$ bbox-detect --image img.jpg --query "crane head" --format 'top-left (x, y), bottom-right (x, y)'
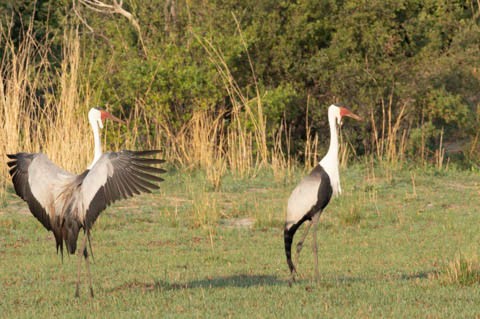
top-left (88, 107), bottom-right (125, 129)
top-left (330, 104), bottom-right (362, 126)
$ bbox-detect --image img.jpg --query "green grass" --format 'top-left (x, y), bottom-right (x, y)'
top-left (1, 165), bottom-right (480, 318)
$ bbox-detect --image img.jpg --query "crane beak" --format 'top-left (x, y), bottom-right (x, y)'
top-left (339, 107), bottom-right (362, 121)
top-left (101, 110), bottom-right (125, 124)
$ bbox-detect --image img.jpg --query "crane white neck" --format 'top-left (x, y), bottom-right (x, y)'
top-left (87, 119), bottom-right (102, 169)
top-left (319, 109), bottom-right (341, 196)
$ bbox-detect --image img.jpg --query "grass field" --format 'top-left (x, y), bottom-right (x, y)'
top-left (1, 164), bottom-right (480, 318)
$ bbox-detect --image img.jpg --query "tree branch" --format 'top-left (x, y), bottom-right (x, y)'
top-left (75, 0), bottom-right (148, 57)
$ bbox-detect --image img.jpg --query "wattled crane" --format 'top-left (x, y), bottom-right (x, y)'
top-left (7, 107), bottom-right (165, 297)
top-left (284, 104), bottom-right (361, 284)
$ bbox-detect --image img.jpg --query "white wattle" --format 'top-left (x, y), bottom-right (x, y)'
top-left (319, 107), bottom-right (341, 196)
top-left (87, 118), bottom-right (102, 170)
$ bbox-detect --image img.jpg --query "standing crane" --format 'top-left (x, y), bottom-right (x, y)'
top-left (7, 107), bottom-right (165, 298)
top-left (284, 104), bottom-right (361, 284)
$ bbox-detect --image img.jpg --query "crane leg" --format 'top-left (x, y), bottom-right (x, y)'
top-left (295, 220), bottom-right (313, 257)
top-left (74, 233), bottom-right (94, 298)
top-left (84, 245), bottom-right (94, 298)
top-left (87, 230), bottom-right (95, 263)
top-left (75, 234), bottom-right (88, 298)
top-left (311, 213), bottom-right (321, 282)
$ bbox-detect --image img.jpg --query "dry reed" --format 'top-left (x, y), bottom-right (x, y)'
top-left (0, 25), bottom-right (87, 198)
top-left (2, 15), bottom-right (453, 203)
top-left (370, 94), bottom-right (409, 167)
top-left (0, 24), bottom-right (125, 201)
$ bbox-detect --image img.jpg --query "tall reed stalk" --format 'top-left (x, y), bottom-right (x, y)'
top-left (370, 91), bottom-right (410, 171)
top-left (189, 18), bottom-right (270, 177)
top-left (1, 24), bottom-right (105, 200)
top-left (43, 28), bottom-right (92, 174)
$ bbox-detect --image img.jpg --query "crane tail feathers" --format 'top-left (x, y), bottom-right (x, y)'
top-left (55, 232), bottom-right (64, 263)
top-left (57, 241), bottom-right (64, 263)
top-left (65, 220), bottom-right (81, 255)
top-left (284, 225), bottom-right (297, 275)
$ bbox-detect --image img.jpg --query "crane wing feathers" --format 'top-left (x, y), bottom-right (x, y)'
top-left (6, 153), bottom-right (54, 231)
top-left (6, 153), bottom-right (33, 201)
top-left (82, 150), bottom-right (165, 228)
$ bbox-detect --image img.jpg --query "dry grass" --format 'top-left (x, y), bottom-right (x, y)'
top-left (303, 95), bottom-right (319, 171)
top-left (370, 93), bottom-right (409, 169)
top-left (435, 128), bottom-right (446, 170)
top-left (0, 16), bottom-right (454, 200)
top-left (0, 17), bottom-right (292, 196)
top-left (0, 23), bottom-right (157, 199)
top-left (437, 252), bottom-right (480, 286)
top-left (153, 20), bottom-right (295, 187)
top-left (339, 204), bottom-right (362, 227)
top-left (190, 21), bottom-right (270, 177)
top-left (0, 25), bottom-right (93, 200)
top-left (271, 119), bottom-right (293, 181)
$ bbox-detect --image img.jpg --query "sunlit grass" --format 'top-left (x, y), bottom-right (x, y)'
top-left (1, 166), bottom-right (480, 318)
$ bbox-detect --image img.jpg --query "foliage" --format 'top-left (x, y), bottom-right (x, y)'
top-left (1, 0), bottom-right (479, 167)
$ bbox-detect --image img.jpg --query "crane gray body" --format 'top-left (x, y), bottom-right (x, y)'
top-left (284, 164), bottom-right (333, 276)
top-left (283, 104), bottom-right (361, 283)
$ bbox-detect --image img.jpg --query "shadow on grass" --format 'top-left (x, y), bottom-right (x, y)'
top-left (400, 270), bottom-right (434, 281)
top-left (292, 269), bottom-right (438, 286)
top-left (108, 269), bottom-right (438, 294)
top-left (109, 274), bottom-right (286, 293)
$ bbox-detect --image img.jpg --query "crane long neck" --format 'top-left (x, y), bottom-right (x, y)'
top-left (325, 113), bottom-right (339, 162)
top-left (319, 111), bottom-right (341, 196)
top-left (88, 120), bottom-right (102, 169)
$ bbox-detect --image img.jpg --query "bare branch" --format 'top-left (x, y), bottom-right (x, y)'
top-left (73, 1), bottom-right (94, 33)
top-left (75, 0), bottom-right (147, 57)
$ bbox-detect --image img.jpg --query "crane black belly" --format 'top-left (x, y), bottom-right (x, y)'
top-left (306, 164), bottom-right (333, 219)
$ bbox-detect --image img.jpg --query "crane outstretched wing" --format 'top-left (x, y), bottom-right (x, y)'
top-left (7, 153), bottom-right (74, 231)
top-left (81, 150), bottom-right (165, 228)
top-left (7, 153), bottom-right (52, 230)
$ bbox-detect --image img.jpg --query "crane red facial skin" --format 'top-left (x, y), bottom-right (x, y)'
top-left (100, 110), bottom-right (125, 124)
top-left (339, 106), bottom-right (362, 121)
